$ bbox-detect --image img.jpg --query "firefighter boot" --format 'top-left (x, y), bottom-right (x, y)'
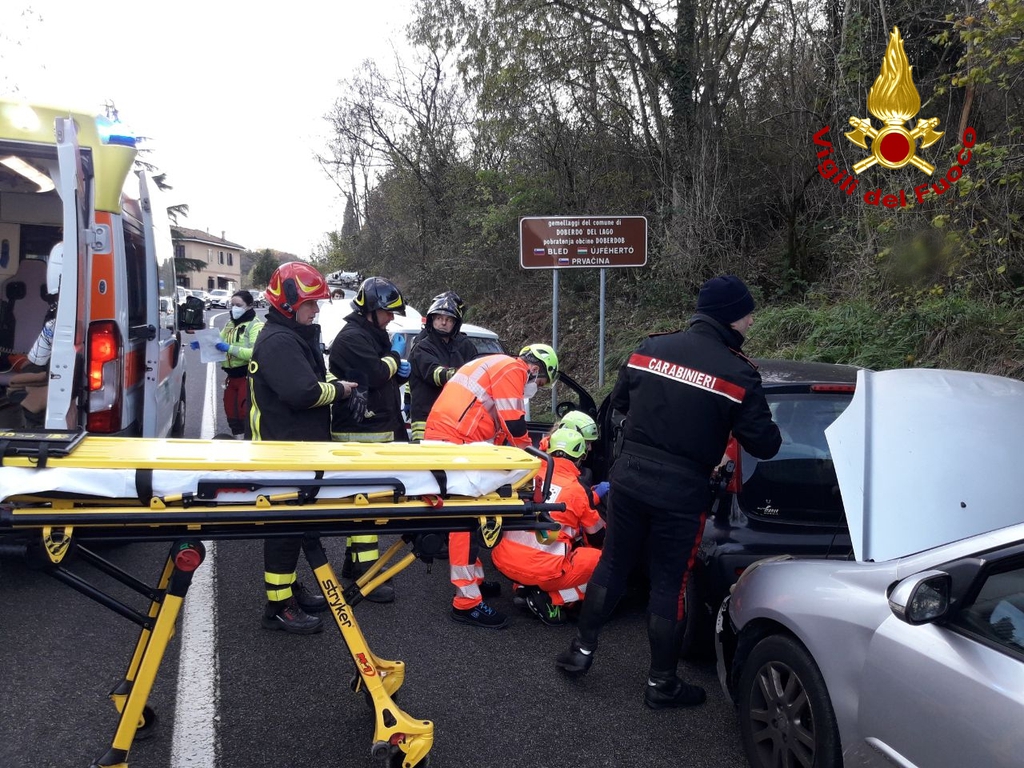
top-left (556, 583), bottom-right (614, 676)
top-left (342, 538), bottom-right (395, 604)
top-left (293, 579), bottom-right (327, 613)
top-left (261, 598), bottom-right (324, 635)
top-left (643, 613), bottom-right (706, 709)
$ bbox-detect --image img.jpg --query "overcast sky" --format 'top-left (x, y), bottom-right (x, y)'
top-left (1, 1), bottom-right (413, 257)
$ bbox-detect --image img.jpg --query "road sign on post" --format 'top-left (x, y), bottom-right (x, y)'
top-left (519, 216), bottom-right (647, 269)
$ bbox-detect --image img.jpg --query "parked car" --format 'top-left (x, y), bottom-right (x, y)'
top-left (207, 289), bottom-right (231, 309)
top-left (251, 290), bottom-right (266, 308)
top-left (716, 368), bottom-right (1024, 768)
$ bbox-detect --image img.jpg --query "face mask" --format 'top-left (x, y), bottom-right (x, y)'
top-left (230, 306), bottom-right (246, 320)
top-left (523, 381), bottom-right (538, 399)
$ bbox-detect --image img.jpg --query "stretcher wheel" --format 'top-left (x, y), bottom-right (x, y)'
top-left (371, 741), bottom-right (391, 760)
top-left (134, 705), bottom-right (158, 741)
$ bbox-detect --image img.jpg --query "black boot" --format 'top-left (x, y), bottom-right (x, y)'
top-left (644, 613), bottom-right (705, 708)
top-left (342, 546), bottom-right (395, 604)
top-left (555, 583), bottom-right (616, 677)
top-left (293, 580), bottom-right (327, 613)
top-left (644, 672), bottom-right (707, 709)
top-left (261, 598), bottom-right (323, 635)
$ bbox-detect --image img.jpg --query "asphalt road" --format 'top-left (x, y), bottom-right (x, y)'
top-left (0, 309), bottom-right (750, 768)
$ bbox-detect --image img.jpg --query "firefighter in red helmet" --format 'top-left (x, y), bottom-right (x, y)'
top-left (249, 262), bottom-right (365, 633)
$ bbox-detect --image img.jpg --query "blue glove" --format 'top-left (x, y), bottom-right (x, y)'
top-left (390, 333), bottom-right (407, 356)
top-left (215, 341), bottom-right (230, 353)
top-left (397, 360), bottom-right (411, 378)
top-left (592, 481), bottom-right (610, 500)
top-left (189, 340), bottom-right (200, 350)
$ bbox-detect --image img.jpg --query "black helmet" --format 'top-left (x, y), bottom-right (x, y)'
top-left (427, 291), bottom-right (465, 337)
top-left (427, 291), bottom-right (464, 321)
top-left (352, 277), bottom-right (406, 316)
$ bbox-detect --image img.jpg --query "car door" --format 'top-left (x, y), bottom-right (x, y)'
top-left (855, 554), bottom-right (1024, 767)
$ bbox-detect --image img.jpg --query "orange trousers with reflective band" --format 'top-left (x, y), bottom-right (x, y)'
top-left (449, 532), bottom-right (485, 609)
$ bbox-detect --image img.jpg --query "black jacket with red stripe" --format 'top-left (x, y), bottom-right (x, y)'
top-left (609, 314), bottom-right (781, 505)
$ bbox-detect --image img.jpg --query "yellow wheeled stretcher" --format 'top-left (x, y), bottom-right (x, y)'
top-left (0, 428), bottom-right (562, 768)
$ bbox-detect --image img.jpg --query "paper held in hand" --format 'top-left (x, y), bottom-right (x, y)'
top-left (195, 328), bottom-right (227, 364)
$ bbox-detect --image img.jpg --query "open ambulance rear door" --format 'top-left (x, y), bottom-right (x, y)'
top-left (46, 116), bottom-right (89, 430)
top-left (138, 172), bottom-right (184, 437)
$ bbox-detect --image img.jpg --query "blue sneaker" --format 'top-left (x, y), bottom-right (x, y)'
top-left (450, 601), bottom-right (508, 629)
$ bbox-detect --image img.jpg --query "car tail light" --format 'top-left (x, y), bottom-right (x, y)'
top-left (724, 437), bottom-right (741, 494)
top-left (810, 384), bottom-right (855, 393)
top-left (86, 320), bottom-right (123, 433)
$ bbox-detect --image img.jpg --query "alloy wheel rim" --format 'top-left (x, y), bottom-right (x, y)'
top-left (747, 660), bottom-right (816, 768)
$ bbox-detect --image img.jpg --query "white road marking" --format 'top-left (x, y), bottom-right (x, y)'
top-left (170, 325), bottom-right (220, 768)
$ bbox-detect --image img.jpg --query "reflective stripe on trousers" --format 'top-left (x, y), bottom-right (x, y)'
top-left (449, 531), bottom-right (484, 609)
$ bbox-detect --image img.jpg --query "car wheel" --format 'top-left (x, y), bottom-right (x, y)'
top-left (737, 634), bottom-right (841, 768)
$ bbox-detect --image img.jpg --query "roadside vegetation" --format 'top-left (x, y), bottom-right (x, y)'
top-left (304, 0), bottom-right (1022, 394)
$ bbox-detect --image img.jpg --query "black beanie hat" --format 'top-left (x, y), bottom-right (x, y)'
top-left (696, 275), bottom-right (755, 325)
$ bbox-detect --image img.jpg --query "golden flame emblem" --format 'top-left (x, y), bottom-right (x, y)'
top-left (846, 27), bottom-right (943, 175)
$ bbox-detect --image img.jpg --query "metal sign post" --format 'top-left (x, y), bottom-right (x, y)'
top-left (520, 216), bottom-right (647, 405)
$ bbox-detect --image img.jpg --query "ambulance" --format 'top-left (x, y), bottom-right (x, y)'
top-left (0, 99), bottom-right (205, 435)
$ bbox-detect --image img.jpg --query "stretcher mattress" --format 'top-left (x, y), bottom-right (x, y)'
top-left (0, 436), bottom-right (538, 504)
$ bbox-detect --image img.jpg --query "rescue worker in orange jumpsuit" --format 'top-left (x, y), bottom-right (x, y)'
top-left (424, 343), bottom-right (559, 628)
top-left (492, 427), bottom-right (605, 626)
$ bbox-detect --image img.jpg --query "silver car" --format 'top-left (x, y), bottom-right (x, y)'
top-left (716, 368), bottom-right (1024, 768)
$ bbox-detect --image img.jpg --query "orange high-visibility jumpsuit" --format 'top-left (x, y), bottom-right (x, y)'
top-left (491, 455), bottom-right (604, 605)
top-left (424, 354), bottom-right (532, 609)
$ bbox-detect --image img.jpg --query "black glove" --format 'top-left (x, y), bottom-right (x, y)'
top-left (348, 388), bottom-right (369, 424)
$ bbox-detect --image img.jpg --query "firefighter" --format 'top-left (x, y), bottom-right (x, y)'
top-left (249, 262), bottom-right (364, 634)
top-left (555, 275), bottom-right (781, 708)
top-left (408, 291), bottom-right (478, 442)
top-left (425, 343), bottom-right (559, 628)
top-left (218, 290), bottom-right (263, 438)
top-left (328, 276), bottom-right (410, 604)
top-left (492, 427), bottom-right (605, 626)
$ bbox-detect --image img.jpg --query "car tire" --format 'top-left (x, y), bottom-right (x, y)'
top-left (737, 634), bottom-right (841, 768)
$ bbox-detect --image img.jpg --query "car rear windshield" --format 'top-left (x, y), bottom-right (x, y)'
top-left (738, 392), bottom-right (852, 527)
top-left (470, 337), bottom-right (503, 356)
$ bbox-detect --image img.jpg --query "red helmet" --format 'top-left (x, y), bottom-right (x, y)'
top-left (266, 262), bottom-right (330, 315)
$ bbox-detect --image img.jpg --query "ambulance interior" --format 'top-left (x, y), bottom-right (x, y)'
top-left (0, 147), bottom-right (63, 426)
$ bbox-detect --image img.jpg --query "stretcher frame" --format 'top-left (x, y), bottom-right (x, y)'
top-left (0, 432), bottom-right (562, 768)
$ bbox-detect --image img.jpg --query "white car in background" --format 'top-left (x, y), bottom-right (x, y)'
top-left (316, 296), bottom-right (506, 424)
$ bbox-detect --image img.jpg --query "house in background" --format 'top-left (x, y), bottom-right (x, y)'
top-left (172, 226), bottom-right (245, 292)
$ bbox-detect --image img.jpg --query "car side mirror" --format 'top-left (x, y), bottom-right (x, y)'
top-left (888, 570), bottom-right (950, 625)
top-left (178, 296), bottom-right (206, 331)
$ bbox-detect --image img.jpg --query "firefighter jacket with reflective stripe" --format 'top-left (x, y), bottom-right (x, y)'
top-left (328, 311), bottom-right (407, 440)
top-left (219, 309), bottom-right (263, 375)
top-left (608, 315), bottom-right (781, 503)
top-left (424, 354), bottom-right (531, 447)
top-left (493, 456), bottom-right (604, 582)
top-left (248, 308), bottom-right (338, 441)
top-left (408, 327), bottom-right (478, 424)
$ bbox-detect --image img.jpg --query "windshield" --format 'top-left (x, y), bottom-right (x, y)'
top-left (739, 392), bottom-right (853, 526)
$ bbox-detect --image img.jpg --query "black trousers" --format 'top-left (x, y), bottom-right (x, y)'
top-left (590, 484), bottom-right (708, 622)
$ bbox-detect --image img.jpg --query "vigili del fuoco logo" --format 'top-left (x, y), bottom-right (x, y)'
top-left (812, 27), bottom-right (976, 208)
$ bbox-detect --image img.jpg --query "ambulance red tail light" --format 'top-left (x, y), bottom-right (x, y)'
top-left (87, 320), bottom-right (123, 433)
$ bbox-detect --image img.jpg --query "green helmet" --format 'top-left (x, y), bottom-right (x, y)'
top-left (519, 343), bottom-right (559, 384)
top-left (547, 427), bottom-right (587, 460)
top-left (559, 410), bottom-right (598, 442)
